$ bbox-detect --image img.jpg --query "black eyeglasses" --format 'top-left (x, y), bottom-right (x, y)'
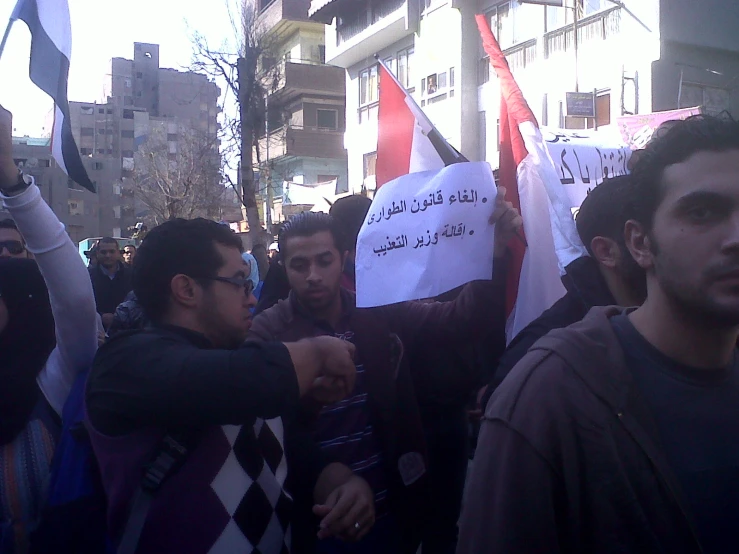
top-left (0, 240), bottom-right (25, 255)
top-left (202, 275), bottom-right (255, 295)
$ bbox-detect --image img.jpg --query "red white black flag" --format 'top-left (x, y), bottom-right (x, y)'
top-left (375, 58), bottom-right (466, 189)
top-left (11, 0), bottom-right (96, 193)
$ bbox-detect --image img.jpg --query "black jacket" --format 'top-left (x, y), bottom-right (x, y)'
top-left (483, 256), bottom-right (615, 405)
top-left (89, 263), bottom-right (133, 315)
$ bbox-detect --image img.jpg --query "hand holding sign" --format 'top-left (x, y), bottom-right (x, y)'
top-left (489, 186), bottom-right (523, 259)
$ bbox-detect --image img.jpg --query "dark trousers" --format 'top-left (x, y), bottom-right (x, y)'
top-left (419, 405), bottom-right (469, 554)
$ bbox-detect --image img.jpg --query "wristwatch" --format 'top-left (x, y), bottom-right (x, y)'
top-left (1, 170), bottom-right (34, 195)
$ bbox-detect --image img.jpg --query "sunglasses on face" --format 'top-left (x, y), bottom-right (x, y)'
top-left (0, 240), bottom-right (25, 255)
top-left (203, 275), bottom-right (255, 296)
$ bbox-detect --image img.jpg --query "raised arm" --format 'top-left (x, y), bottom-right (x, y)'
top-left (0, 106), bottom-right (98, 415)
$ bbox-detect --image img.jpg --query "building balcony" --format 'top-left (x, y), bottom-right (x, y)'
top-left (322, 0), bottom-right (420, 69)
top-left (257, 125), bottom-right (346, 161)
top-left (269, 60), bottom-right (345, 102)
top-left (257, 0), bottom-right (313, 37)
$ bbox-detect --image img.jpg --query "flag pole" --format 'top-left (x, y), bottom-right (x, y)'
top-left (0, 18), bottom-right (15, 60)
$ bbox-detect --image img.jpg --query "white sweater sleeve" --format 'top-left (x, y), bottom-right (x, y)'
top-left (1, 184), bottom-right (98, 415)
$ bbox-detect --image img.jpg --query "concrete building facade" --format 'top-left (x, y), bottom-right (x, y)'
top-left (66, 42), bottom-right (222, 237)
top-left (310, 0), bottom-right (739, 193)
top-left (255, 0), bottom-right (349, 224)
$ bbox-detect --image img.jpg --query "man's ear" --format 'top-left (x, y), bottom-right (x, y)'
top-left (624, 219), bottom-right (655, 270)
top-left (590, 236), bottom-right (621, 269)
top-left (170, 274), bottom-right (200, 310)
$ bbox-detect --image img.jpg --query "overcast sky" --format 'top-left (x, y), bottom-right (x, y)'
top-left (0, 0), bottom-right (240, 137)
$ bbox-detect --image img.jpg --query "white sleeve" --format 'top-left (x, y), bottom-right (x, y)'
top-left (1, 184), bottom-right (98, 415)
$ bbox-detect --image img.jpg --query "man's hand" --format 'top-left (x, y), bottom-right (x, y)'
top-left (313, 475), bottom-right (375, 542)
top-left (309, 376), bottom-right (350, 405)
top-left (313, 336), bottom-right (357, 399)
top-left (0, 105), bottom-right (18, 191)
top-left (101, 313), bottom-right (115, 330)
top-left (490, 186), bottom-right (523, 259)
top-left (285, 337), bottom-right (356, 400)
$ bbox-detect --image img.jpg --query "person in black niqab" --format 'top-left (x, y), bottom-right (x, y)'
top-left (0, 258), bottom-right (56, 446)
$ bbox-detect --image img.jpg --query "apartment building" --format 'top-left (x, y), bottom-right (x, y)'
top-left (68, 42), bottom-right (221, 236)
top-left (310, 0), bottom-right (739, 192)
top-left (255, 0), bottom-right (349, 217)
top-left (1, 137), bottom-right (113, 243)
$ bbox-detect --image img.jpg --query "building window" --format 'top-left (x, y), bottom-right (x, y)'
top-left (136, 72), bottom-right (143, 78)
top-left (122, 109), bottom-right (134, 119)
top-left (39, 159), bottom-right (50, 168)
top-left (93, 162), bottom-right (104, 170)
top-left (167, 133), bottom-right (178, 142)
top-left (124, 97), bottom-right (134, 107)
top-left (80, 106), bottom-right (94, 115)
top-left (121, 130), bottom-right (135, 138)
top-left (68, 199), bottom-right (84, 216)
top-left (680, 82), bottom-right (730, 115)
top-left (397, 47), bottom-right (414, 89)
top-left (449, 66), bottom-right (455, 88)
top-left (363, 152), bottom-right (377, 178)
top-left (359, 65), bottom-right (379, 123)
top-left (97, 128), bottom-right (106, 135)
top-left (98, 108), bottom-right (105, 114)
top-left (107, 108), bottom-right (114, 114)
top-left (318, 174), bottom-right (339, 183)
top-left (97, 149), bottom-right (106, 155)
top-left (80, 127), bottom-right (94, 137)
top-left (317, 109), bottom-right (339, 130)
top-left (106, 129), bottom-right (114, 135)
top-left (124, 78), bottom-right (132, 89)
top-left (122, 150), bottom-right (134, 158)
top-left (80, 148), bottom-right (92, 156)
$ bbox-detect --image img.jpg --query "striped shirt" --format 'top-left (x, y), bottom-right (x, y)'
top-left (315, 362), bottom-right (389, 517)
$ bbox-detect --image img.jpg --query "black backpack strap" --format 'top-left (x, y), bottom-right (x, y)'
top-left (118, 429), bottom-right (202, 554)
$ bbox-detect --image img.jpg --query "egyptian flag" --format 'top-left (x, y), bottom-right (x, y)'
top-left (11, 0), bottom-right (96, 192)
top-left (376, 58), bottom-right (466, 189)
top-left (476, 15), bottom-right (587, 342)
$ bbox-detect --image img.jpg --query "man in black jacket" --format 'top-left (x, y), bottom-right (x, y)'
top-left (89, 237), bottom-right (132, 329)
top-left (482, 175), bottom-right (646, 403)
top-left (86, 218), bottom-right (373, 553)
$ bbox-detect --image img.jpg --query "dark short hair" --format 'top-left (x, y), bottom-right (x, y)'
top-left (278, 212), bottom-right (346, 259)
top-left (631, 114), bottom-right (739, 230)
top-left (133, 218), bottom-right (243, 322)
top-left (576, 175), bottom-right (635, 256)
top-left (98, 237), bottom-right (119, 248)
top-left (251, 243), bottom-right (267, 255)
top-left (122, 244), bottom-right (136, 251)
top-left (329, 195), bottom-right (372, 252)
top-left (0, 218), bottom-right (18, 231)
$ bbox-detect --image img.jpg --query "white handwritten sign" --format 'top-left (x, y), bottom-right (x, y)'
top-left (355, 162), bottom-right (497, 308)
top-left (541, 127), bottom-right (630, 213)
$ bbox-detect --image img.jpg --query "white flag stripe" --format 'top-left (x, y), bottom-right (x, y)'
top-left (51, 105), bottom-right (67, 173)
top-left (518, 121), bottom-right (588, 273)
top-left (408, 122), bottom-right (446, 175)
top-left (12, 0), bottom-right (71, 59)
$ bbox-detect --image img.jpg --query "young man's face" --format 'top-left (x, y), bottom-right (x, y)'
top-left (196, 244), bottom-right (256, 348)
top-left (0, 227), bottom-right (27, 259)
top-left (283, 231), bottom-right (346, 315)
top-left (122, 246), bottom-right (136, 265)
top-left (97, 241), bottom-right (122, 270)
top-left (644, 149), bottom-right (739, 326)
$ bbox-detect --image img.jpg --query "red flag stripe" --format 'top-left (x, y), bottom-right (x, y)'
top-left (376, 63), bottom-right (415, 188)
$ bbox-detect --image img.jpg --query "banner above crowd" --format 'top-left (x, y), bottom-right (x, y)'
top-left (618, 106), bottom-right (702, 150)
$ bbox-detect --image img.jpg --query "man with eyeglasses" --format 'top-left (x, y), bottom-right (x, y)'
top-left (86, 217), bottom-right (371, 554)
top-left (0, 218), bottom-right (28, 258)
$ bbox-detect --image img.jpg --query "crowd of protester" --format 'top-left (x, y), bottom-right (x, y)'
top-left (2, 98), bottom-right (739, 554)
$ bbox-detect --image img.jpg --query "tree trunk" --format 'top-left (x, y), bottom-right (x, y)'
top-left (237, 55), bottom-right (263, 239)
